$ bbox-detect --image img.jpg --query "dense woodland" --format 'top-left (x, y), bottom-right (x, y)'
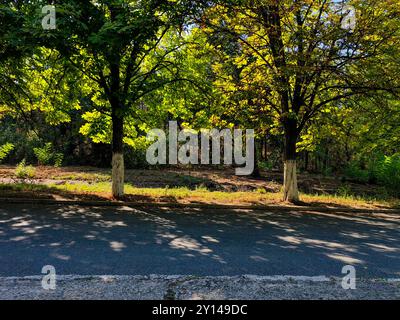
top-left (1, 0), bottom-right (400, 203)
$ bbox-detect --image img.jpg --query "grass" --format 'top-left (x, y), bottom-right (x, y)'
top-left (0, 181), bottom-right (398, 209)
top-left (50, 172), bottom-right (111, 182)
top-left (1, 165), bottom-right (399, 209)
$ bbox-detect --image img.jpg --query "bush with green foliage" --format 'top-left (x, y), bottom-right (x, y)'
top-left (258, 161), bottom-right (274, 171)
top-left (344, 163), bottom-right (370, 184)
top-left (345, 153), bottom-right (400, 195)
top-left (0, 143), bottom-right (14, 163)
top-left (15, 159), bottom-right (36, 179)
top-left (33, 143), bottom-right (65, 167)
top-left (33, 143), bottom-right (53, 166)
top-left (372, 154), bottom-right (400, 191)
top-left (54, 153), bottom-right (64, 168)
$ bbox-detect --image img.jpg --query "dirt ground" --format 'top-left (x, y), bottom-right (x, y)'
top-left (0, 165), bottom-right (383, 196)
top-left (0, 165), bottom-right (397, 210)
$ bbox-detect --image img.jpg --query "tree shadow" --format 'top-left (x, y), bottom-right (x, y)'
top-left (0, 203), bottom-right (399, 278)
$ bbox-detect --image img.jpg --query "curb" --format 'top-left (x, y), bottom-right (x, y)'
top-left (0, 197), bottom-right (399, 214)
top-left (0, 274), bottom-right (333, 282)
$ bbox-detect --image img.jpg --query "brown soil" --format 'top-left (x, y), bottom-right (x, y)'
top-left (0, 165), bottom-right (395, 203)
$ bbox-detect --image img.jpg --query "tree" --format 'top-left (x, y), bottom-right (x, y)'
top-left (28, 0), bottom-right (205, 198)
top-left (201, 0), bottom-right (400, 202)
top-left (1, 2), bottom-right (79, 137)
top-left (0, 2), bottom-right (34, 123)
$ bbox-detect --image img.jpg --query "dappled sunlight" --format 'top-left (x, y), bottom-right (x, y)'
top-left (366, 243), bottom-right (398, 253)
top-left (303, 239), bottom-right (356, 252)
top-left (0, 203), bottom-right (400, 277)
top-left (250, 255), bottom-right (269, 262)
top-left (48, 242), bottom-right (62, 247)
top-left (9, 236), bottom-right (30, 242)
top-left (51, 253), bottom-right (71, 261)
top-left (140, 211), bottom-right (226, 263)
top-left (94, 220), bottom-right (128, 228)
top-left (326, 254), bottom-right (363, 265)
top-left (110, 241), bottom-right (127, 252)
top-left (170, 237), bottom-right (213, 254)
top-left (340, 232), bottom-right (370, 240)
top-left (303, 211), bottom-right (399, 228)
top-left (202, 236), bottom-right (220, 244)
top-left (277, 236), bottom-right (302, 245)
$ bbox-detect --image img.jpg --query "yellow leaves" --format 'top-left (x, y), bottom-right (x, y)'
top-left (362, 34), bottom-right (383, 42)
top-left (234, 56), bottom-right (248, 68)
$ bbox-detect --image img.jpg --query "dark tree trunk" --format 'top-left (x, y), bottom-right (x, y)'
top-left (283, 117), bottom-right (299, 203)
top-left (109, 57), bottom-right (124, 199)
top-left (304, 151), bottom-right (309, 172)
top-left (251, 140), bottom-right (261, 178)
top-left (111, 107), bottom-right (124, 199)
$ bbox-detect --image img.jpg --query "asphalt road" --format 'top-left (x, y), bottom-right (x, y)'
top-left (1, 203), bottom-right (400, 278)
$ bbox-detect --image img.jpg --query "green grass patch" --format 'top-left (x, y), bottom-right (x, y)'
top-left (51, 172), bottom-right (111, 182)
top-left (0, 181), bottom-right (398, 209)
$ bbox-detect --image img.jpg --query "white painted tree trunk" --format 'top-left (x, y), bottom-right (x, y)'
top-left (283, 160), bottom-right (299, 203)
top-left (112, 153), bottom-right (124, 199)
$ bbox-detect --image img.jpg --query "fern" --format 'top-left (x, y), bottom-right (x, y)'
top-left (33, 143), bottom-right (53, 165)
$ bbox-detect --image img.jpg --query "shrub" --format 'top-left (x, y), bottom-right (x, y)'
top-left (344, 162), bottom-right (369, 184)
top-left (54, 153), bottom-right (64, 168)
top-left (33, 143), bottom-right (53, 166)
top-left (345, 154), bottom-right (400, 196)
top-left (337, 184), bottom-right (352, 197)
top-left (259, 161), bottom-right (274, 171)
top-left (33, 143), bottom-right (65, 167)
top-left (0, 143), bottom-right (14, 163)
top-left (373, 154), bottom-right (400, 191)
top-left (15, 159), bottom-right (36, 179)
top-left (256, 187), bottom-right (268, 194)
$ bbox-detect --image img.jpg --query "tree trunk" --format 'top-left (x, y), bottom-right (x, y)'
top-left (251, 140), bottom-right (261, 178)
top-left (283, 159), bottom-right (299, 202)
top-left (111, 111), bottom-right (124, 199)
top-left (304, 151), bottom-right (309, 172)
top-left (108, 51), bottom-right (124, 199)
top-left (283, 118), bottom-right (299, 203)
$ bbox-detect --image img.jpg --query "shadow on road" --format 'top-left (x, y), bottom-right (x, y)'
top-left (0, 204), bottom-right (399, 278)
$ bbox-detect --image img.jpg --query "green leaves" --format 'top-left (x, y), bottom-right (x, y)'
top-left (33, 142), bottom-right (53, 165)
top-left (0, 143), bottom-right (15, 163)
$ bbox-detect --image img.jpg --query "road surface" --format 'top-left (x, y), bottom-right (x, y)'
top-left (1, 203), bottom-right (400, 278)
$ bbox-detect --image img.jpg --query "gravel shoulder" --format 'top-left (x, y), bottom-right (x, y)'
top-left (1, 275), bottom-right (399, 300)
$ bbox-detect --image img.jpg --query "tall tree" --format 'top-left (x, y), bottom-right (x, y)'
top-left (29, 0), bottom-right (203, 198)
top-left (202, 0), bottom-right (400, 202)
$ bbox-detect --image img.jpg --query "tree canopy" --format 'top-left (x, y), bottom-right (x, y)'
top-left (1, 0), bottom-right (399, 202)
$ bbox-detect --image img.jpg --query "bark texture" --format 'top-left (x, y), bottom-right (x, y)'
top-left (111, 106), bottom-right (124, 199)
top-left (112, 153), bottom-right (124, 199)
top-left (283, 118), bottom-right (300, 203)
top-left (283, 160), bottom-right (299, 202)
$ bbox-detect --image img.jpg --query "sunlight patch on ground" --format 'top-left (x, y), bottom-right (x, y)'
top-left (170, 237), bottom-right (213, 254)
top-left (110, 241), bottom-right (127, 252)
top-left (278, 236), bottom-right (302, 245)
top-left (366, 243), bottom-right (398, 253)
top-left (326, 254), bottom-right (363, 265)
top-left (201, 236), bottom-right (220, 244)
